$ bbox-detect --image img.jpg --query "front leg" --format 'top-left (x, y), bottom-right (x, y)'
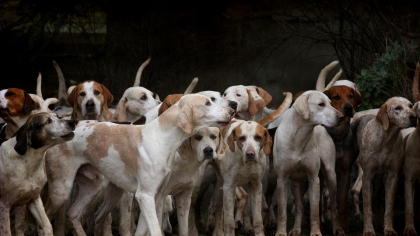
top-left (362, 172), bottom-right (375, 236)
top-left (14, 205), bottom-right (26, 236)
top-left (275, 177), bottom-right (288, 236)
top-left (135, 191), bottom-right (162, 236)
top-left (175, 190), bottom-right (194, 236)
top-left (249, 181), bottom-right (265, 236)
top-left (383, 173), bottom-right (398, 236)
top-left (0, 201), bottom-right (11, 236)
top-left (27, 197), bottom-right (53, 236)
top-left (322, 163), bottom-right (344, 236)
top-left (404, 177), bottom-right (417, 236)
top-left (119, 192), bottom-right (135, 236)
top-left (223, 184), bottom-right (237, 236)
top-left (290, 181), bottom-right (303, 236)
top-left (308, 175), bottom-right (322, 236)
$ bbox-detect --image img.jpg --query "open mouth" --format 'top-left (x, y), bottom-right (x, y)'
top-left (61, 132), bottom-right (75, 140)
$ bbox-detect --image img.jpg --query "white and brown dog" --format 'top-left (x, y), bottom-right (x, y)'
top-left (0, 113), bottom-right (75, 236)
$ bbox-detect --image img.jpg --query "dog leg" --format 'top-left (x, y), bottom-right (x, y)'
top-left (362, 172), bottom-right (375, 236)
top-left (243, 194), bottom-right (253, 234)
top-left (383, 173), bottom-right (398, 236)
top-left (290, 181), bottom-right (303, 236)
top-left (264, 153), bottom-right (277, 228)
top-left (135, 191), bottom-right (162, 236)
top-left (175, 190), bottom-right (194, 236)
top-left (235, 187), bottom-right (247, 229)
top-left (351, 162), bottom-right (363, 218)
top-left (404, 177), bottom-right (417, 236)
top-left (249, 181), bottom-right (264, 236)
top-left (212, 182), bottom-right (224, 236)
top-left (27, 197), bottom-right (53, 236)
top-left (223, 184), bottom-right (236, 236)
top-left (275, 177), bottom-right (288, 236)
top-left (0, 202), bottom-right (11, 236)
top-left (323, 164), bottom-right (344, 236)
top-left (308, 175), bottom-right (322, 236)
top-left (14, 205), bottom-right (26, 236)
top-left (119, 192), bottom-right (135, 236)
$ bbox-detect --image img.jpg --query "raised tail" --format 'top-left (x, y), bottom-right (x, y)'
top-left (36, 73), bottom-right (43, 99)
top-left (133, 58), bottom-right (151, 87)
top-left (316, 61), bottom-right (339, 91)
top-left (413, 62), bottom-right (420, 102)
top-left (258, 92), bottom-right (293, 126)
top-left (53, 60), bottom-right (69, 106)
top-left (184, 78), bottom-right (199, 94)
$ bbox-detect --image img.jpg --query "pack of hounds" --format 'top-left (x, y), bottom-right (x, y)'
top-left (0, 58), bottom-right (419, 236)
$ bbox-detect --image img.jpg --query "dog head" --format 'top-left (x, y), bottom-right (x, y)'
top-left (175, 94), bottom-right (235, 135)
top-left (0, 88), bottom-right (39, 121)
top-left (376, 97), bottom-right (416, 131)
top-left (198, 91), bottom-right (238, 112)
top-left (13, 113), bottom-right (76, 155)
top-left (227, 121), bottom-right (272, 164)
top-left (114, 87), bottom-right (161, 122)
top-left (293, 90), bottom-right (344, 127)
top-left (223, 85), bottom-right (271, 115)
top-left (67, 81), bottom-right (114, 121)
top-left (323, 81), bottom-right (362, 118)
top-left (179, 127), bottom-right (226, 162)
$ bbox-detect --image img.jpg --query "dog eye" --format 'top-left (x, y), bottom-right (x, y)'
top-left (254, 135), bottom-right (262, 141)
top-left (239, 136), bottom-right (246, 142)
top-left (211, 97), bottom-right (216, 102)
top-left (409, 104), bottom-right (413, 109)
top-left (210, 135), bottom-right (217, 140)
top-left (94, 90), bottom-right (100, 96)
top-left (195, 136), bottom-right (203, 141)
top-left (47, 118), bottom-right (52, 124)
top-left (80, 92), bottom-right (86, 97)
top-left (141, 95), bottom-right (148, 101)
top-left (333, 96), bottom-right (340, 100)
top-left (318, 103), bottom-right (325, 107)
top-left (236, 94), bottom-right (241, 97)
top-left (395, 106), bottom-right (402, 111)
top-left (223, 93), bottom-right (226, 97)
top-left (5, 92), bottom-right (15, 97)
top-left (205, 100), bottom-right (211, 106)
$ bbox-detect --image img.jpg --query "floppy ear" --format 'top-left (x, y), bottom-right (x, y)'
top-left (293, 94), bottom-right (310, 120)
top-left (216, 130), bottom-right (226, 160)
top-left (177, 105), bottom-right (194, 135)
top-left (376, 103), bottom-right (389, 131)
top-left (14, 123), bottom-right (32, 155)
top-left (23, 92), bottom-right (38, 114)
top-left (227, 128), bottom-right (236, 152)
top-left (67, 85), bottom-right (80, 120)
top-left (262, 128), bottom-right (272, 155)
top-left (256, 87), bottom-right (272, 106)
top-left (353, 90), bottom-right (362, 108)
top-left (323, 89), bottom-right (331, 98)
top-left (114, 96), bottom-right (127, 122)
top-left (159, 94), bottom-right (183, 116)
top-left (414, 102), bottom-right (420, 117)
top-left (178, 138), bottom-right (193, 160)
top-left (101, 85), bottom-right (114, 121)
top-left (247, 89), bottom-right (266, 115)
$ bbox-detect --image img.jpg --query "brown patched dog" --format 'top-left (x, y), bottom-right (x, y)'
top-left (67, 81), bottom-right (114, 121)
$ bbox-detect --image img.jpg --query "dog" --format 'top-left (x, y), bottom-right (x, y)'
top-left (273, 91), bottom-right (343, 236)
top-left (403, 63), bottom-right (420, 236)
top-left (0, 113), bottom-right (75, 236)
top-left (353, 97), bottom-right (416, 236)
top-left (44, 94), bottom-right (234, 236)
top-left (322, 80), bottom-right (362, 232)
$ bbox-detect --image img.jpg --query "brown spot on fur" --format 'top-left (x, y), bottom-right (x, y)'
top-left (324, 86), bottom-right (362, 115)
top-left (2, 88), bottom-right (38, 117)
top-left (159, 94), bottom-right (183, 116)
top-left (83, 124), bottom-right (143, 176)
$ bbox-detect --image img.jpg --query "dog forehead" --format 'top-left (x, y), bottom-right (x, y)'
top-left (225, 85), bottom-right (246, 94)
top-left (239, 121), bottom-right (258, 134)
top-left (333, 80), bottom-right (357, 90)
top-left (179, 94), bottom-right (208, 106)
top-left (329, 86), bottom-right (354, 96)
top-left (387, 97), bottom-right (412, 108)
top-left (198, 91), bottom-right (221, 98)
top-left (302, 90), bottom-right (330, 103)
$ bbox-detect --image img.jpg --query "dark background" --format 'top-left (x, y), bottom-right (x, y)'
top-left (1, 0), bottom-right (419, 106)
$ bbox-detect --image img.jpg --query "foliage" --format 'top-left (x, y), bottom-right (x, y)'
top-left (354, 41), bottom-right (420, 110)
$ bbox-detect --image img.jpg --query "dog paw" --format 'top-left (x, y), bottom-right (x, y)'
top-left (404, 228), bottom-right (418, 236)
top-left (289, 229), bottom-right (301, 236)
top-left (363, 231), bottom-right (376, 236)
top-left (385, 230), bottom-right (398, 236)
top-left (334, 227), bottom-right (345, 236)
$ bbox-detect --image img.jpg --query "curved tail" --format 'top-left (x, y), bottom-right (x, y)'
top-left (413, 62), bottom-right (420, 102)
top-left (316, 61), bottom-right (339, 91)
top-left (184, 78), bottom-right (199, 94)
top-left (36, 73), bottom-right (43, 99)
top-left (133, 58), bottom-right (151, 87)
top-left (258, 92), bottom-right (293, 126)
top-left (41, 98), bottom-right (58, 112)
top-left (325, 69), bottom-right (343, 91)
top-left (53, 60), bottom-right (69, 106)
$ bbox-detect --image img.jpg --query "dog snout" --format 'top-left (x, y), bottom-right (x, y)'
top-left (245, 150), bottom-right (256, 163)
top-left (410, 114), bottom-right (417, 126)
top-left (203, 147), bottom-right (214, 159)
top-left (228, 108), bottom-right (235, 117)
top-left (86, 100), bottom-right (95, 111)
top-left (337, 112), bottom-right (344, 123)
top-left (344, 104), bottom-right (353, 117)
top-left (228, 101), bottom-right (238, 111)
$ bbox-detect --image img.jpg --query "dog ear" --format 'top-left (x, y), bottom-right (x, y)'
top-left (114, 96), bottom-right (127, 122)
top-left (262, 128), bottom-right (272, 156)
top-left (353, 90), bottom-right (362, 108)
top-left (227, 128), bottom-right (236, 152)
top-left (159, 94), bottom-right (183, 116)
top-left (414, 102), bottom-right (420, 117)
top-left (14, 122), bottom-right (32, 155)
top-left (67, 85), bottom-right (80, 121)
top-left (23, 92), bottom-right (38, 114)
top-left (293, 94), bottom-right (310, 120)
top-left (216, 130), bottom-right (226, 160)
top-left (101, 84), bottom-right (114, 121)
top-left (247, 89), bottom-right (266, 115)
top-left (178, 138), bottom-right (193, 160)
top-left (256, 87), bottom-right (272, 106)
top-left (376, 103), bottom-right (389, 131)
top-left (177, 105), bottom-right (194, 135)
top-left (323, 89), bottom-right (331, 98)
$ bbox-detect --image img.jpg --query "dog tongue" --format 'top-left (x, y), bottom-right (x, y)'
top-left (230, 113), bottom-right (236, 119)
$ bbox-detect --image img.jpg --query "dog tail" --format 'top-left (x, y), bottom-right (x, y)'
top-left (316, 61), bottom-right (339, 91)
top-left (258, 92), bottom-right (293, 126)
top-left (324, 69), bottom-right (343, 91)
top-left (133, 58), bottom-right (151, 87)
top-left (41, 98), bottom-right (58, 112)
top-left (414, 62), bottom-right (420, 102)
top-left (36, 73), bottom-right (43, 99)
top-left (184, 77), bottom-right (199, 94)
top-left (53, 60), bottom-right (69, 106)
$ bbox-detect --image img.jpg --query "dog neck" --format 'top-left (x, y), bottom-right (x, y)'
top-left (372, 120), bottom-right (402, 145)
top-left (4, 138), bottom-right (50, 169)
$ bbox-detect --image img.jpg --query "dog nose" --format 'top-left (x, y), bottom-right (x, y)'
top-left (86, 100), bottom-right (95, 109)
top-left (410, 115), bottom-right (417, 124)
top-left (337, 112), bottom-right (344, 122)
top-left (228, 101), bottom-right (238, 111)
top-left (344, 104), bottom-right (353, 115)
top-left (67, 120), bottom-right (77, 129)
top-left (246, 151), bottom-right (255, 159)
top-left (203, 147), bottom-right (214, 158)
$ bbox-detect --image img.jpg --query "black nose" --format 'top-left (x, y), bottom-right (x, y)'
top-left (86, 101), bottom-right (95, 109)
top-left (67, 120), bottom-right (77, 130)
top-left (229, 101), bottom-right (238, 111)
top-left (410, 115), bottom-right (417, 124)
top-left (203, 147), bottom-right (214, 158)
top-left (344, 104), bottom-right (353, 116)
